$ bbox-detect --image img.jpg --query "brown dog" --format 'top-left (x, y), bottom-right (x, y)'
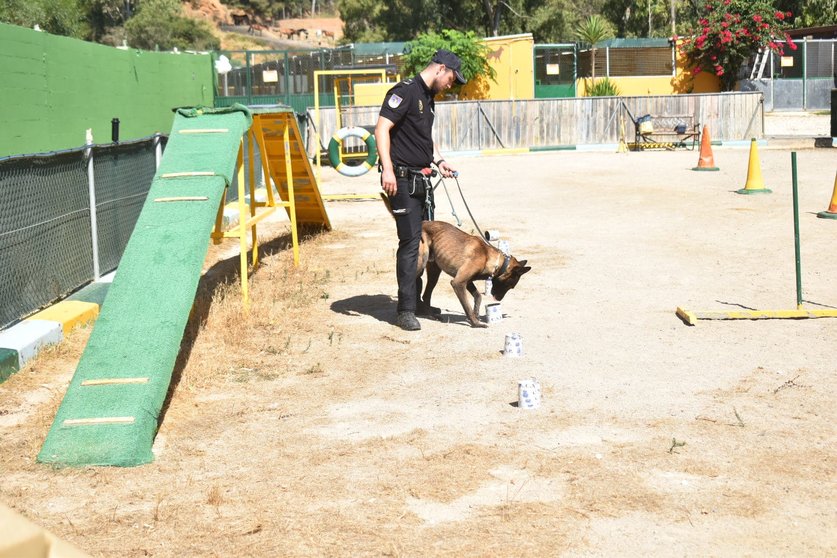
top-left (417, 220), bottom-right (531, 327)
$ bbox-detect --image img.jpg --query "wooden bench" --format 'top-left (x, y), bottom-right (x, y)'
top-left (633, 114), bottom-right (701, 151)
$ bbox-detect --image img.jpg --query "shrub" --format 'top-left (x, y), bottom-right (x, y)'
top-left (678, 0), bottom-right (794, 91)
top-left (125, 0), bottom-right (219, 51)
top-left (402, 29), bottom-right (496, 91)
top-left (586, 77), bottom-right (621, 97)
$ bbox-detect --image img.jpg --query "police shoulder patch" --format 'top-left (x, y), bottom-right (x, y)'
top-left (388, 94), bottom-right (403, 109)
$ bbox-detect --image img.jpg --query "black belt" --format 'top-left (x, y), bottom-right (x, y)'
top-left (394, 165), bottom-right (431, 178)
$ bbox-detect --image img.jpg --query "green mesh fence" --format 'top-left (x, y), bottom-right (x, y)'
top-left (0, 137), bottom-right (165, 330)
top-left (0, 149), bottom-right (92, 329)
top-left (93, 139), bottom-right (162, 274)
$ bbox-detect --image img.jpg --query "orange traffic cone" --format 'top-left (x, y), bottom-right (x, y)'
top-left (816, 171), bottom-right (837, 219)
top-left (736, 138), bottom-right (771, 194)
top-left (691, 125), bottom-right (719, 171)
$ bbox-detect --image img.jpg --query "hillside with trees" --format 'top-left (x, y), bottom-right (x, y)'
top-left (0, 0), bottom-right (831, 49)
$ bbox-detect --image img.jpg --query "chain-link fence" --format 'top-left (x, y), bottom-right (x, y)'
top-left (742, 39), bottom-right (836, 111)
top-left (0, 136), bottom-right (165, 329)
top-left (215, 43), bottom-right (406, 113)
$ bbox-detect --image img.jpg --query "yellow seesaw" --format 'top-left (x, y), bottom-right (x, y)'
top-left (677, 151), bottom-right (837, 325)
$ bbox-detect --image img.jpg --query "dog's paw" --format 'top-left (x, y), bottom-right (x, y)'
top-left (470, 321), bottom-right (489, 328)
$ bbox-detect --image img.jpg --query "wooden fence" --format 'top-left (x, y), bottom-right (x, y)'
top-left (307, 92), bottom-right (764, 155)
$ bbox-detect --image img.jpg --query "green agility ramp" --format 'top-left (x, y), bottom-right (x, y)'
top-left (38, 106), bottom-right (252, 467)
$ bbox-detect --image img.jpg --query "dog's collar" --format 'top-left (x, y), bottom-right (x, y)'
top-left (494, 254), bottom-right (511, 278)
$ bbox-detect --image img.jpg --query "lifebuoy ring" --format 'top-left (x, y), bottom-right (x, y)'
top-left (328, 126), bottom-right (378, 177)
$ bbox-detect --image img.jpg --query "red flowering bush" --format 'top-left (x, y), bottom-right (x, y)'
top-left (677, 0), bottom-right (795, 91)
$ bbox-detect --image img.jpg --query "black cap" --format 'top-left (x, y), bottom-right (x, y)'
top-left (432, 49), bottom-right (467, 84)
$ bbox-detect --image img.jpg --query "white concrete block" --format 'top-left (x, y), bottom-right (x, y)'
top-left (0, 320), bottom-right (63, 367)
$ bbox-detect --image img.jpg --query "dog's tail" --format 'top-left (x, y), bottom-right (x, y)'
top-left (380, 192), bottom-right (395, 219)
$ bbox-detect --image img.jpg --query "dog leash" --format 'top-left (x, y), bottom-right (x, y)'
top-left (432, 165), bottom-right (489, 244)
top-left (431, 173), bottom-right (462, 227)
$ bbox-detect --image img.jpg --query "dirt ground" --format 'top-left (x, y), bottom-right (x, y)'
top-left (1, 145), bottom-right (836, 556)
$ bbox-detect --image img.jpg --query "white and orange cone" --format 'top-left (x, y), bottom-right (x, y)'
top-left (691, 125), bottom-right (719, 171)
top-left (817, 171), bottom-right (837, 220)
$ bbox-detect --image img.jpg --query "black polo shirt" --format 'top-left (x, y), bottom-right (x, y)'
top-left (379, 75), bottom-right (435, 168)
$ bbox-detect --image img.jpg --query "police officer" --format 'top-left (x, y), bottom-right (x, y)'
top-left (375, 49), bottom-right (467, 331)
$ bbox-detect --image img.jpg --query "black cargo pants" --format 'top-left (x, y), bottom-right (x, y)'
top-left (388, 172), bottom-right (434, 313)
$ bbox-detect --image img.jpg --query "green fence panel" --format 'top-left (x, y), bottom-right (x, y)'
top-left (0, 22), bottom-right (214, 157)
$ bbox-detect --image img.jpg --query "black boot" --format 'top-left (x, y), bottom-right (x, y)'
top-left (396, 311), bottom-right (421, 331)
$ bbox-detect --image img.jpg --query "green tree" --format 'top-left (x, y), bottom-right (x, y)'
top-left (0, 0), bottom-right (87, 38)
top-left (337, 0), bottom-right (602, 43)
top-left (574, 14), bottom-right (614, 82)
top-left (79, 0), bottom-right (131, 43)
top-left (494, 0), bottom-right (586, 42)
top-left (797, 0), bottom-right (836, 26)
top-left (678, 0), bottom-right (795, 91)
top-left (603, 0), bottom-right (680, 37)
top-left (402, 29), bottom-right (496, 90)
top-left (337, 0), bottom-right (384, 41)
top-left (126, 0), bottom-right (219, 50)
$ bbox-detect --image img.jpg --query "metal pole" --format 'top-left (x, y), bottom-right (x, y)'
top-left (246, 51), bottom-right (252, 106)
top-left (770, 49), bottom-right (774, 111)
top-left (284, 51), bottom-right (291, 107)
top-left (573, 44), bottom-right (577, 97)
top-left (85, 129), bottom-right (101, 280)
top-left (802, 38), bottom-right (808, 110)
top-left (477, 101), bottom-right (482, 149)
top-left (605, 46), bottom-right (610, 78)
top-left (791, 151), bottom-right (802, 309)
top-left (154, 133), bottom-right (162, 169)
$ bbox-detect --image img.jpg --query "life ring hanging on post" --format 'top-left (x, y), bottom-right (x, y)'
top-left (328, 126), bottom-right (378, 177)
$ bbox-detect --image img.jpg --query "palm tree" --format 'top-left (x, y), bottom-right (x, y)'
top-left (574, 15), bottom-right (614, 83)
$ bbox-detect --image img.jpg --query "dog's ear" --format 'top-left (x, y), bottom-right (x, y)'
top-left (517, 259), bottom-right (527, 266)
top-left (515, 265), bottom-right (531, 276)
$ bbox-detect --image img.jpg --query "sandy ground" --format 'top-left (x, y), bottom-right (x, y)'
top-left (1, 145), bottom-right (836, 556)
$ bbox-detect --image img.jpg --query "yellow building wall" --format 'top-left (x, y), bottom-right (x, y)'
top-left (460, 34), bottom-right (535, 100)
top-left (575, 41), bottom-right (721, 96)
top-left (354, 82), bottom-right (395, 107)
top-left (354, 37), bottom-right (721, 104)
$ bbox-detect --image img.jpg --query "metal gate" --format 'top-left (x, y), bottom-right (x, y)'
top-left (534, 44), bottom-right (576, 98)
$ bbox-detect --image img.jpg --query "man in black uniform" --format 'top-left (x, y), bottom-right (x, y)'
top-left (375, 50), bottom-right (466, 331)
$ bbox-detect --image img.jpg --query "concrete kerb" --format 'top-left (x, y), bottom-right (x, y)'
top-left (0, 273), bottom-right (115, 383)
top-left (0, 320), bottom-right (63, 382)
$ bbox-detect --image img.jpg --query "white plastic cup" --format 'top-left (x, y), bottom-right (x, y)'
top-left (504, 332), bottom-right (523, 356)
top-left (486, 302), bottom-right (502, 323)
top-left (484, 229), bottom-right (500, 241)
top-left (518, 378), bottom-right (541, 409)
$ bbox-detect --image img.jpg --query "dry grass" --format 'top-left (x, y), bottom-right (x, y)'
top-left (2, 151), bottom-right (836, 556)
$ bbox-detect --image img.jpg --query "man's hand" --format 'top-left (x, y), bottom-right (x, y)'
top-left (381, 167), bottom-right (397, 196)
top-left (438, 160), bottom-right (457, 178)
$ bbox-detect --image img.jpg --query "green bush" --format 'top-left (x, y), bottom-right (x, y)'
top-left (402, 29), bottom-right (495, 90)
top-left (0, 0), bottom-right (86, 38)
top-left (586, 77), bottom-right (621, 97)
top-left (125, 0), bottom-right (218, 51)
